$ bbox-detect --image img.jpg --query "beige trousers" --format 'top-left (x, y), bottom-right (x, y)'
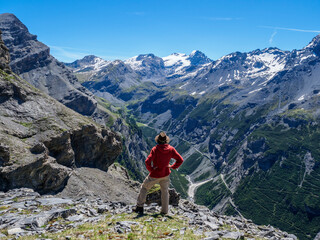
top-left (137, 175), bottom-right (170, 214)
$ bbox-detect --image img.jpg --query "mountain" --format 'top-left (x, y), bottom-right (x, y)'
top-left (0, 13), bottom-right (97, 116)
top-left (0, 13), bottom-right (151, 183)
top-left (126, 36), bottom-right (320, 239)
top-left (125, 53), bottom-right (166, 82)
top-left (65, 51), bottom-right (212, 104)
top-left (2, 12), bottom-right (320, 238)
top-left (0, 29), bottom-right (139, 202)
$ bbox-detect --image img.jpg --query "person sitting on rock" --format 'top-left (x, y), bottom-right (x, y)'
top-left (133, 132), bottom-right (184, 215)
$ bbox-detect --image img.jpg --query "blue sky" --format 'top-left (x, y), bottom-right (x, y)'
top-left (1, 0), bottom-right (320, 62)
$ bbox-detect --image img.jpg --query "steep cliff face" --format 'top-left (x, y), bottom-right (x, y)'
top-left (0, 31), bottom-right (122, 194)
top-left (0, 13), bottom-right (97, 116)
top-left (0, 29), bottom-right (10, 73)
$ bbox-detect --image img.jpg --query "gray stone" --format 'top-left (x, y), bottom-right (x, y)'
top-left (222, 231), bottom-right (244, 239)
top-left (204, 221), bottom-right (219, 231)
top-left (66, 214), bottom-right (84, 222)
top-left (146, 188), bottom-right (180, 206)
top-left (37, 198), bottom-right (73, 206)
top-left (7, 227), bottom-right (26, 235)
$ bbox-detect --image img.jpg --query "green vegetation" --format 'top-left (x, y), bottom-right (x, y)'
top-left (147, 184), bottom-right (161, 194)
top-left (281, 108), bottom-right (314, 120)
top-left (234, 122), bottom-right (320, 240)
top-left (194, 171), bottom-right (211, 182)
top-left (18, 121), bottom-right (33, 128)
top-left (0, 212), bottom-right (206, 240)
top-left (116, 139), bottom-right (145, 182)
top-left (175, 140), bottom-right (191, 155)
top-left (170, 170), bottom-right (189, 199)
top-left (179, 152), bottom-right (202, 175)
top-left (195, 177), bottom-right (231, 209)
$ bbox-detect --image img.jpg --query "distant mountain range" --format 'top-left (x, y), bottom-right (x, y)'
top-left (1, 12), bottom-right (320, 240)
top-left (64, 31), bottom-right (320, 239)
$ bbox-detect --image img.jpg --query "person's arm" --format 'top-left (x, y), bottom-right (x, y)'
top-left (169, 147), bottom-right (184, 169)
top-left (145, 148), bottom-right (156, 172)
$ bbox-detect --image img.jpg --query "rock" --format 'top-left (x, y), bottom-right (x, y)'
top-left (0, 188), bottom-right (298, 239)
top-left (66, 214), bottom-right (84, 222)
top-left (7, 227), bottom-right (26, 235)
top-left (146, 187), bottom-right (180, 206)
top-left (0, 144), bottom-right (10, 166)
top-left (221, 231), bottom-right (244, 239)
top-left (204, 221), bottom-right (219, 231)
top-left (0, 13), bottom-right (97, 116)
top-left (314, 232), bottom-right (320, 240)
top-left (0, 45), bottom-right (122, 195)
top-left (0, 29), bottom-right (10, 73)
top-left (37, 198), bottom-right (73, 206)
top-left (0, 232), bottom-right (6, 237)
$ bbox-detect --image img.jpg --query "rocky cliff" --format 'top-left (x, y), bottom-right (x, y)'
top-left (0, 13), bottom-right (150, 184)
top-left (0, 30), bottom-right (125, 198)
top-left (0, 13), bottom-right (97, 116)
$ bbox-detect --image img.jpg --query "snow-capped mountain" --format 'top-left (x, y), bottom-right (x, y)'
top-left (67, 50), bottom-right (212, 85)
top-left (163, 50), bottom-right (212, 76)
top-left (125, 54), bottom-right (165, 82)
top-left (65, 55), bottom-right (110, 73)
top-left (178, 48), bottom-right (290, 97)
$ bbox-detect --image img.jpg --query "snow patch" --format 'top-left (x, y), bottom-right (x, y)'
top-left (248, 88), bottom-right (262, 94)
top-left (298, 95), bottom-right (305, 101)
top-left (179, 82), bottom-right (189, 89)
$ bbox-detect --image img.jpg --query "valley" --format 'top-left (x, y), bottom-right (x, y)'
top-left (1, 12), bottom-right (320, 239)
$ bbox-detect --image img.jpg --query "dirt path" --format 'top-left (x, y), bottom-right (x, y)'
top-left (187, 175), bottom-right (213, 201)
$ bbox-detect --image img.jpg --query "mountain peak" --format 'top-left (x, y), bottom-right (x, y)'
top-left (306, 34), bottom-right (320, 56)
top-left (136, 53), bottom-right (157, 61)
top-left (0, 13), bottom-right (20, 23)
top-left (0, 13), bottom-right (37, 44)
top-left (188, 50), bottom-right (212, 65)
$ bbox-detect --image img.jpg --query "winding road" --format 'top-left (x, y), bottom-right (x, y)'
top-left (187, 175), bottom-right (214, 201)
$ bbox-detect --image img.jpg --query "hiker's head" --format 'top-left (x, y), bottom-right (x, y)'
top-left (155, 132), bottom-right (170, 144)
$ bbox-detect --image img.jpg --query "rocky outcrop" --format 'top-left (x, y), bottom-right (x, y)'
top-left (0, 29), bottom-right (10, 73)
top-left (146, 187), bottom-right (180, 206)
top-left (56, 164), bottom-right (140, 203)
top-left (0, 188), bottom-right (297, 239)
top-left (0, 13), bottom-right (97, 116)
top-left (0, 28), bottom-right (122, 194)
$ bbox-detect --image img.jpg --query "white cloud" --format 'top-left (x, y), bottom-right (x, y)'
top-left (49, 45), bottom-right (130, 62)
top-left (49, 45), bottom-right (90, 62)
top-left (261, 26), bottom-right (320, 33)
top-left (269, 31), bottom-right (277, 44)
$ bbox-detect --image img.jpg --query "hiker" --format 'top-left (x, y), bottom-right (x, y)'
top-left (133, 132), bottom-right (184, 215)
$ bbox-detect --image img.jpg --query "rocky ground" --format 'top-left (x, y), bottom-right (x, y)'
top-left (0, 188), bottom-right (297, 239)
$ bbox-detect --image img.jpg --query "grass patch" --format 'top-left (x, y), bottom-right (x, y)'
top-left (0, 211), bottom-right (206, 240)
top-left (195, 177), bottom-right (231, 209)
top-left (179, 152), bottom-right (202, 175)
top-left (233, 122), bottom-right (320, 240)
top-left (170, 170), bottom-right (189, 199)
top-left (175, 140), bottom-right (191, 155)
top-left (194, 172), bottom-right (211, 182)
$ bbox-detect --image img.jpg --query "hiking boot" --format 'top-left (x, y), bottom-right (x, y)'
top-left (133, 206), bottom-right (144, 214)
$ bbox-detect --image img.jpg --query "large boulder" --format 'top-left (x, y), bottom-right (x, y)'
top-left (146, 184), bottom-right (180, 206)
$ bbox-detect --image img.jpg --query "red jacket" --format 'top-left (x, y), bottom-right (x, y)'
top-left (145, 144), bottom-right (184, 178)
